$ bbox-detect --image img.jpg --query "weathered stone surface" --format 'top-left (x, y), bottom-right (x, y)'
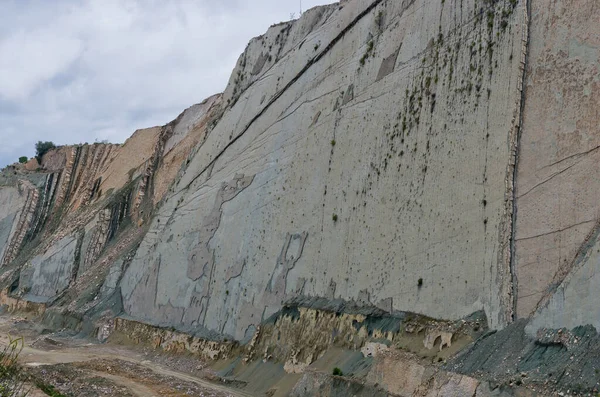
top-left (0, 186), bottom-right (25, 264)
top-left (2, 0), bottom-right (600, 394)
top-left (24, 158), bottom-right (39, 171)
top-left (289, 372), bottom-right (390, 397)
top-left (112, 317), bottom-right (237, 362)
top-left (514, 0), bottom-right (600, 318)
top-left (153, 94), bottom-right (223, 204)
top-left (77, 210), bottom-right (110, 278)
top-left (1, 180), bottom-right (40, 266)
top-left (98, 129), bottom-right (159, 200)
top-left (20, 235), bottom-right (79, 302)
top-left (163, 94), bottom-right (222, 155)
top-left (366, 353), bottom-right (426, 395)
top-left (528, 232), bottom-right (600, 333)
top-left (120, 0), bottom-right (525, 340)
top-left (99, 258), bottom-right (124, 299)
top-left (0, 73), bottom-right (220, 306)
top-left (450, 319), bottom-right (600, 396)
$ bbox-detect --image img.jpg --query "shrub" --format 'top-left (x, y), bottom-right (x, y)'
top-left (0, 336), bottom-right (28, 396)
top-left (418, 278), bottom-right (423, 287)
top-left (332, 214), bottom-right (338, 222)
top-left (332, 367), bottom-right (343, 376)
top-left (18, 157), bottom-right (27, 164)
top-left (35, 141), bottom-right (56, 163)
top-left (35, 383), bottom-right (67, 397)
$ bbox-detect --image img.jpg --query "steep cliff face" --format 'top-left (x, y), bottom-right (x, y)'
top-left (0, 184), bottom-right (30, 267)
top-left (2, 0), bottom-right (600, 394)
top-left (513, 1), bottom-right (600, 322)
top-left (0, 94), bottom-right (223, 310)
top-left (121, 0), bottom-right (525, 342)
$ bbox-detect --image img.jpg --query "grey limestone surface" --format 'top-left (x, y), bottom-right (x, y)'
top-left (0, 187), bottom-right (22, 264)
top-left (120, 0), bottom-right (526, 340)
top-left (514, 0), bottom-right (600, 320)
top-left (5, 0), bottom-right (599, 353)
top-left (20, 235), bottom-right (79, 302)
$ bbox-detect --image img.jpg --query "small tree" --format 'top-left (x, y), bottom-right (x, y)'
top-left (35, 141), bottom-right (56, 163)
top-left (18, 157), bottom-right (27, 164)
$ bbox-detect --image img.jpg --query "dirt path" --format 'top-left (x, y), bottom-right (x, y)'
top-left (0, 317), bottom-right (251, 397)
top-left (21, 345), bottom-right (252, 397)
top-left (88, 371), bottom-right (158, 397)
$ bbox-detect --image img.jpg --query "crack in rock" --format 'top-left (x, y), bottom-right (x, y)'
top-left (186, 174), bottom-right (254, 281)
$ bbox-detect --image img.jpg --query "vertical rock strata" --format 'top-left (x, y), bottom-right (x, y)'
top-left (0, 1), bottom-right (599, 393)
top-left (0, 91), bottom-right (221, 307)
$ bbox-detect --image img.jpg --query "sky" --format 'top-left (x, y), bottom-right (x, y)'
top-left (0, 0), bottom-right (335, 167)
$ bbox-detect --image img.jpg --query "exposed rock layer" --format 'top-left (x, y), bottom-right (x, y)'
top-left (121, 0), bottom-right (525, 341)
top-left (0, 0), bottom-right (599, 395)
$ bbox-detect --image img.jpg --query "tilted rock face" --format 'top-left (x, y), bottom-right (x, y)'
top-left (0, 93), bottom-right (223, 308)
top-left (1, 0), bottom-right (600, 393)
top-left (514, 1), bottom-right (600, 322)
top-left (120, 0), bottom-right (526, 340)
top-left (153, 94), bottom-right (223, 205)
top-left (0, 185), bottom-right (29, 266)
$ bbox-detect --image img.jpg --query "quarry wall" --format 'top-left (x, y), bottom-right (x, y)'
top-left (513, 0), bottom-right (600, 329)
top-left (120, 0), bottom-right (526, 341)
top-left (0, 0), bottom-right (598, 365)
top-left (3, 1), bottom-right (600, 394)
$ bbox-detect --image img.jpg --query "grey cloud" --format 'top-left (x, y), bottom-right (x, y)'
top-left (0, 0), bottom-right (334, 167)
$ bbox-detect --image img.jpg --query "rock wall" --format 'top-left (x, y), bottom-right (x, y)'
top-left (0, 88), bottom-right (223, 308)
top-left (120, 0), bottom-right (526, 341)
top-left (2, 1), bottom-right (600, 394)
top-left (20, 235), bottom-right (79, 302)
top-left (153, 94), bottom-right (223, 204)
top-left (514, 0), bottom-right (600, 319)
top-left (0, 182), bottom-right (34, 266)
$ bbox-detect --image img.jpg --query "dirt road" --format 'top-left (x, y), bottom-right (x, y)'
top-left (0, 316), bottom-right (251, 397)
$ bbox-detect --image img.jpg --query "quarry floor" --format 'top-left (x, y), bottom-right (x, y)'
top-left (0, 315), bottom-right (247, 397)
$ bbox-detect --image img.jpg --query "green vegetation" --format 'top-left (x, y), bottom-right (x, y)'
top-left (332, 214), bottom-right (338, 222)
top-left (375, 10), bottom-right (384, 30)
top-left (18, 157), bottom-right (27, 164)
top-left (330, 139), bottom-right (336, 146)
top-left (36, 383), bottom-right (67, 397)
top-left (35, 141), bottom-right (56, 163)
top-left (359, 40), bottom-right (375, 66)
top-left (487, 11), bottom-right (495, 29)
top-left (367, 40), bottom-right (374, 52)
top-left (332, 367), bottom-right (343, 376)
top-left (0, 337), bottom-right (28, 397)
top-left (418, 278), bottom-right (423, 287)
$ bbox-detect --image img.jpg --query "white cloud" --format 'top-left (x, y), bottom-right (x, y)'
top-left (0, 0), bottom-right (335, 166)
top-left (0, 30), bottom-right (83, 101)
